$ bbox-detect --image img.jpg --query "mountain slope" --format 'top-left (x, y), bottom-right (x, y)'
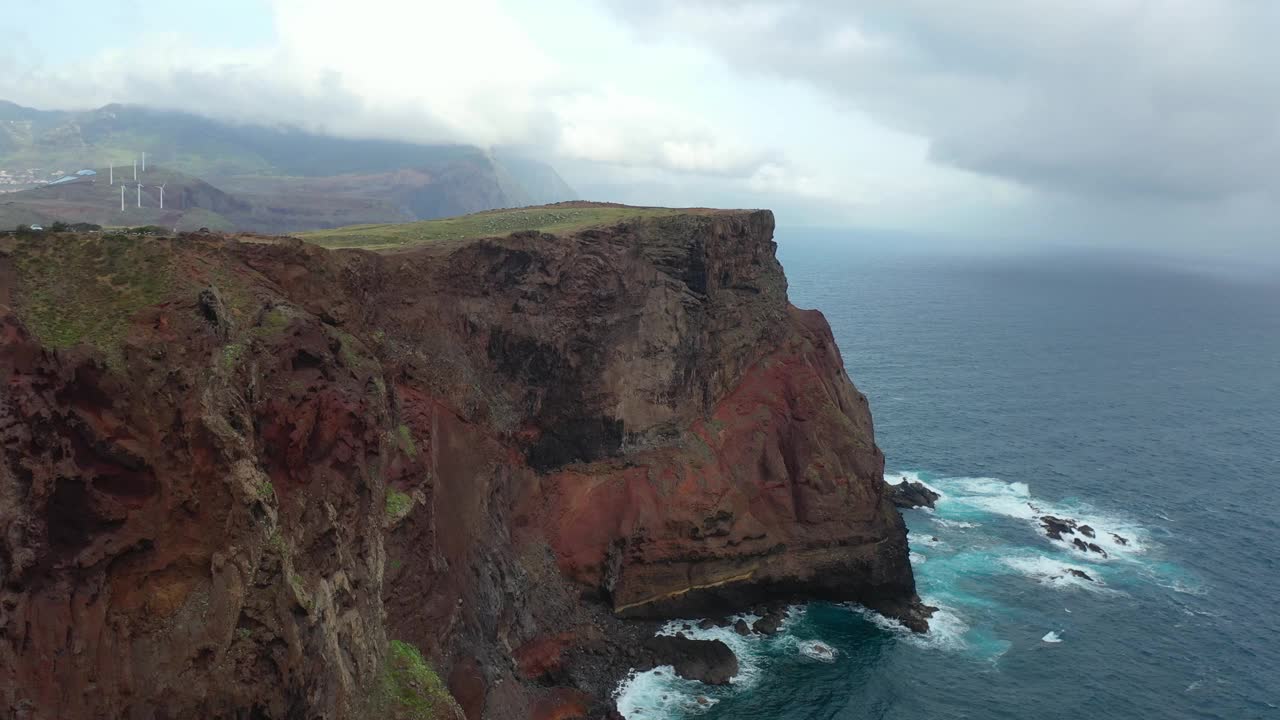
top-left (1, 167), bottom-right (250, 231)
top-left (0, 101), bottom-right (577, 228)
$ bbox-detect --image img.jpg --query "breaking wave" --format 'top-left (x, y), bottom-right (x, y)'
top-left (616, 469), bottom-right (1182, 718)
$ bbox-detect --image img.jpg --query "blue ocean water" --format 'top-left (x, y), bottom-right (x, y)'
top-left (617, 232), bottom-right (1280, 719)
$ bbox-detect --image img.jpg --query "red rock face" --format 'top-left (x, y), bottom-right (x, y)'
top-left (531, 305), bottom-right (915, 621)
top-left (0, 208), bottom-right (921, 719)
top-left (0, 301), bottom-right (390, 719)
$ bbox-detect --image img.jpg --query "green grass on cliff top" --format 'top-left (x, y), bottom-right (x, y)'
top-left (6, 232), bottom-right (262, 359)
top-left (8, 234), bottom-right (179, 352)
top-left (299, 203), bottom-right (688, 250)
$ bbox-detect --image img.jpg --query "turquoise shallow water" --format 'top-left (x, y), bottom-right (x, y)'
top-left (616, 233), bottom-right (1280, 719)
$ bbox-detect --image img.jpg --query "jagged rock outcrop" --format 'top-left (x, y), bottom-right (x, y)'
top-left (0, 206), bottom-right (926, 719)
top-left (888, 477), bottom-right (940, 509)
top-left (642, 635), bottom-right (738, 685)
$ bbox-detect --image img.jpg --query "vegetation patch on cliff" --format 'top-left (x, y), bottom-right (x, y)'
top-left (370, 640), bottom-right (462, 720)
top-left (300, 204), bottom-right (685, 250)
top-left (8, 235), bottom-right (179, 351)
top-left (385, 490), bottom-right (413, 522)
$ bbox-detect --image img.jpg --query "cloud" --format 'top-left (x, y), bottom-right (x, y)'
top-left (549, 89), bottom-right (770, 174)
top-left (0, 0), bottom-right (796, 187)
top-left (602, 0), bottom-right (1280, 203)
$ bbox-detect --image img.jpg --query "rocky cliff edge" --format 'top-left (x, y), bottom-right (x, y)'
top-left (0, 205), bottom-right (927, 719)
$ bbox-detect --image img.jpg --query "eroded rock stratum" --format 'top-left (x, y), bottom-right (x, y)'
top-left (0, 206), bottom-right (925, 719)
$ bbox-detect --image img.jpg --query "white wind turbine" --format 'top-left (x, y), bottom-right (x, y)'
top-left (141, 152), bottom-right (146, 173)
top-left (120, 184), bottom-right (125, 212)
top-left (155, 183), bottom-right (166, 209)
top-left (136, 183), bottom-right (142, 208)
top-left (109, 163), bottom-right (113, 185)
top-left (133, 158), bottom-right (137, 181)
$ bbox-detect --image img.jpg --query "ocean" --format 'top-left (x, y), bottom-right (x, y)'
top-left (615, 230), bottom-right (1280, 719)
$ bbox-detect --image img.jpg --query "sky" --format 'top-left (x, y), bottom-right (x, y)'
top-left (2, 0), bottom-right (1277, 258)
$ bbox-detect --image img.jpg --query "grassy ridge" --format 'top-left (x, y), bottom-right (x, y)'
top-left (299, 205), bottom-right (684, 250)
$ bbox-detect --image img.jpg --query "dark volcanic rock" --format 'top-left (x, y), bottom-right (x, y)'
top-left (733, 619), bottom-right (751, 636)
top-left (889, 478), bottom-right (940, 509)
top-left (1087, 542), bottom-right (1108, 557)
top-left (1111, 533), bottom-right (1130, 546)
top-left (1042, 516), bottom-right (1078, 540)
top-left (1073, 538), bottom-right (1090, 552)
top-left (1066, 568), bottom-right (1095, 582)
top-left (1078, 525), bottom-right (1096, 538)
top-left (643, 635), bottom-right (739, 686)
top-left (889, 600), bottom-right (938, 633)
top-left (752, 611), bottom-right (784, 636)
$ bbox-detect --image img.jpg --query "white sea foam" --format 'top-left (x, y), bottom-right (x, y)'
top-left (1001, 555), bottom-right (1116, 593)
top-left (910, 551), bottom-right (928, 564)
top-left (885, 470), bottom-right (946, 499)
top-left (1151, 576), bottom-right (1208, 597)
top-left (614, 666), bottom-right (719, 719)
top-left (930, 518), bottom-right (980, 529)
top-left (1041, 631), bottom-right (1063, 643)
top-left (908, 470), bottom-right (1150, 561)
top-left (849, 598), bottom-right (970, 652)
top-left (940, 476), bottom-right (1036, 520)
top-left (914, 535), bottom-right (945, 547)
top-left (798, 640), bottom-right (839, 662)
top-left (614, 605), bottom-right (821, 718)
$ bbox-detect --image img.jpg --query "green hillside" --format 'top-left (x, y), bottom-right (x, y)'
top-left (0, 101), bottom-right (578, 232)
top-left (300, 204), bottom-right (683, 250)
top-left (0, 103), bottom-right (576, 210)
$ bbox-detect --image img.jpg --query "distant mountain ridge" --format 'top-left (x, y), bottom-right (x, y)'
top-left (0, 101), bottom-right (577, 231)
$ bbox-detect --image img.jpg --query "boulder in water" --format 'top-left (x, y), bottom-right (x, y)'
top-left (733, 619), bottom-right (750, 636)
top-left (1078, 525), bottom-right (1096, 538)
top-left (1065, 568), bottom-right (1095, 582)
top-left (1042, 516), bottom-right (1078, 540)
top-left (1072, 538), bottom-right (1090, 552)
top-left (752, 610), bottom-right (784, 636)
top-left (889, 478), bottom-right (940, 509)
top-left (1111, 533), bottom-right (1129, 546)
top-left (643, 635), bottom-right (739, 686)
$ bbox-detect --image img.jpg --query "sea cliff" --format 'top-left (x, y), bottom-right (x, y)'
top-left (0, 204), bottom-right (926, 719)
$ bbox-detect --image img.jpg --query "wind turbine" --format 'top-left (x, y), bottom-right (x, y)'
top-left (121, 184), bottom-right (125, 212)
top-left (155, 183), bottom-right (166, 209)
top-left (141, 152), bottom-right (146, 173)
top-left (109, 163), bottom-right (113, 185)
top-left (133, 158), bottom-right (137, 181)
top-left (137, 183), bottom-right (142, 208)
